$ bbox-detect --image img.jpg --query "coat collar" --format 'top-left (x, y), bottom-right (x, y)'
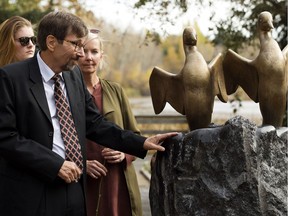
top-left (99, 79), bottom-right (114, 116)
top-left (62, 70), bottom-right (78, 117)
top-left (29, 56), bottom-right (52, 123)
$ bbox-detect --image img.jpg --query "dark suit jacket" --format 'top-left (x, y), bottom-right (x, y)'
top-left (0, 55), bottom-right (147, 216)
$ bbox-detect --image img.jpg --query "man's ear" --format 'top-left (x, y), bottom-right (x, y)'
top-left (46, 35), bottom-right (57, 51)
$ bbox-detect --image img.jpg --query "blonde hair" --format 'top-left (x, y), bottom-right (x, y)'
top-left (84, 30), bottom-right (106, 70)
top-left (0, 16), bottom-right (33, 67)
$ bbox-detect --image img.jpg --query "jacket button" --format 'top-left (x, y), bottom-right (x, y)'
top-left (48, 132), bottom-right (53, 137)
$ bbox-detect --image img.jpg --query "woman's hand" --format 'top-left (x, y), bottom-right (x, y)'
top-left (102, 148), bottom-right (125, 164)
top-left (86, 160), bottom-right (107, 179)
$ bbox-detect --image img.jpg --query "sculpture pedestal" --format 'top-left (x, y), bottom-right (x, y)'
top-left (149, 116), bottom-right (287, 216)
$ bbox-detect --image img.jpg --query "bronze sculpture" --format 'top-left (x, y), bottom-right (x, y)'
top-left (149, 26), bottom-right (228, 131)
top-left (223, 11), bottom-right (288, 127)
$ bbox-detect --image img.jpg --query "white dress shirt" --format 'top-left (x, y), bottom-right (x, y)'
top-left (36, 52), bottom-right (66, 159)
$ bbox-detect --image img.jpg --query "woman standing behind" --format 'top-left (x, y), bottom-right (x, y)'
top-left (0, 16), bottom-right (36, 67)
top-left (78, 30), bottom-right (143, 216)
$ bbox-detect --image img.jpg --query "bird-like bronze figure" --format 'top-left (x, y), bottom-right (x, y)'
top-left (223, 11), bottom-right (288, 127)
top-left (149, 26), bottom-right (228, 131)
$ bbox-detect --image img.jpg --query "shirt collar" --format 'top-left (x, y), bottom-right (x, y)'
top-left (37, 52), bottom-right (63, 82)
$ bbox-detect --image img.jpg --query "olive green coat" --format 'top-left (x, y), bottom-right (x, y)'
top-left (100, 79), bottom-right (143, 216)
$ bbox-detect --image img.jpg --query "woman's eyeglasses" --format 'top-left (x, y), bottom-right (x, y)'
top-left (17, 36), bottom-right (37, 46)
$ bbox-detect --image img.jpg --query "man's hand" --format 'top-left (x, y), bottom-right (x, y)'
top-left (86, 160), bottom-right (107, 179)
top-left (144, 132), bottom-right (178, 151)
top-left (58, 161), bottom-right (82, 183)
top-left (102, 148), bottom-right (125, 164)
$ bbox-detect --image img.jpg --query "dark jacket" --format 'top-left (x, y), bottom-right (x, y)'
top-left (0, 56), bottom-right (146, 216)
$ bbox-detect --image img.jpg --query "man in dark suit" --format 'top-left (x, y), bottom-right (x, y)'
top-left (0, 11), bottom-right (176, 216)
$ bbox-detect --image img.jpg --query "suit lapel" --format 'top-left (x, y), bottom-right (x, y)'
top-left (62, 71), bottom-right (78, 118)
top-left (62, 70), bottom-right (85, 158)
top-left (29, 57), bottom-right (52, 123)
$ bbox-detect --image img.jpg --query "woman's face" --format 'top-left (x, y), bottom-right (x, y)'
top-left (14, 26), bottom-right (36, 61)
top-left (78, 37), bottom-right (102, 75)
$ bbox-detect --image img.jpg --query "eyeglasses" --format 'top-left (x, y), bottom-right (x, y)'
top-left (90, 29), bottom-right (100, 34)
top-left (62, 39), bottom-right (84, 52)
top-left (17, 36), bottom-right (37, 46)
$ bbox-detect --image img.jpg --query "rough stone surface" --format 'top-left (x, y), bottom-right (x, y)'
top-left (149, 116), bottom-right (287, 216)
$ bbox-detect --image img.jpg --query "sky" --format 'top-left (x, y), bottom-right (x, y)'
top-left (84, 0), bottom-right (230, 37)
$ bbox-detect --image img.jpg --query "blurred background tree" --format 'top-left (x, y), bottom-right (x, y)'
top-left (134, 0), bottom-right (287, 50)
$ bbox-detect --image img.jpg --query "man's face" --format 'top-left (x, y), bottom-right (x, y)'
top-left (54, 34), bottom-right (85, 72)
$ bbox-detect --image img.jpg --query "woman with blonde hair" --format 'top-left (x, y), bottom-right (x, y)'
top-left (78, 30), bottom-right (143, 216)
top-left (0, 16), bottom-right (36, 67)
